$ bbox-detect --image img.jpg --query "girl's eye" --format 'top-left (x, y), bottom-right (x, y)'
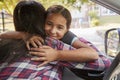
top-left (58, 25), bottom-right (64, 30)
top-left (46, 21), bottom-right (52, 26)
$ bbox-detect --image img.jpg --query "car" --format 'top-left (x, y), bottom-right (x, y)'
top-left (63, 0), bottom-right (120, 80)
top-left (0, 0), bottom-right (120, 80)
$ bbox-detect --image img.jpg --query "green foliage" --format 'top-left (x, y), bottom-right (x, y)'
top-left (81, 0), bottom-right (88, 4)
top-left (0, 0), bottom-right (18, 15)
top-left (88, 11), bottom-right (100, 27)
top-left (0, 0), bottom-right (4, 2)
top-left (88, 11), bottom-right (98, 19)
top-left (62, 0), bottom-right (88, 10)
top-left (99, 15), bottom-right (120, 25)
top-left (0, 0), bottom-right (89, 15)
top-left (90, 18), bottom-right (100, 27)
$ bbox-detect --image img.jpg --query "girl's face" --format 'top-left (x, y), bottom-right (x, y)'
top-left (45, 13), bottom-right (68, 40)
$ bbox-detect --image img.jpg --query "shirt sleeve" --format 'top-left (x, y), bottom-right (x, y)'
top-left (60, 31), bottom-right (77, 45)
top-left (45, 37), bottom-right (111, 71)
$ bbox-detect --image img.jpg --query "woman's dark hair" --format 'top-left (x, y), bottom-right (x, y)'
top-left (0, 39), bottom-right (27, 63)
top-left (14, 0), bottom-right (46, 38)
top-left (46, 5), bottom-right (72, 29)
top-left (0, 1), bottom-right (46, 65)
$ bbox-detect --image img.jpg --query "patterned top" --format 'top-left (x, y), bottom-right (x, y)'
top-left (0, 37), bottom-right (111, 80)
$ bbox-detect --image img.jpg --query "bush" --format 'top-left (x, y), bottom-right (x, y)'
top-left (90, 18), bottom-right (100, 27)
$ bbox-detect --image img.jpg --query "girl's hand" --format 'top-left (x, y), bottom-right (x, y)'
top-left (26, 36), bottom-right (44, 50)
top-left (29, 46), bottom-right (59, 67)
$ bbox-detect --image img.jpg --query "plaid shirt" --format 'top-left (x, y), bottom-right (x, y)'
top-left (0, 37), bottom-right (111, 80)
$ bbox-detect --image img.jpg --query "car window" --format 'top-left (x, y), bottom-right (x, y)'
top-left (70, 0), bottom-right (120, 58)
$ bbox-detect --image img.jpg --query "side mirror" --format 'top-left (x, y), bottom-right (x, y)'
top-left (105, 28), bottom-right (120, 57)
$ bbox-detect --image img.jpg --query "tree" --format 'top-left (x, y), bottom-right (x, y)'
top-left (0, 0), bottom-right (18, 15)
top-left (0, 0), bottom-right (88, 15)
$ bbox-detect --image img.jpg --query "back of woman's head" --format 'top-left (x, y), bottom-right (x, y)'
top-left (0, 38), bottom-right (29, 65)
top-left (14, 1), bottom-right (46, 38)
top-left (46, 5), bottom-right (72, 29)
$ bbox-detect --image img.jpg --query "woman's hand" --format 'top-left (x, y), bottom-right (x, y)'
top-left (26, 36), bottom-right (44, 50)
top-left (29, 46), bottom-right (59, 67)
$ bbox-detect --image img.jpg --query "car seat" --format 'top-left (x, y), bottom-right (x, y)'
top-left (103, 51), bottom-right (120, 80)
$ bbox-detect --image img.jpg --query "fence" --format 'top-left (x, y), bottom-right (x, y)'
top-left (0, 10), bottom-right (14, 33)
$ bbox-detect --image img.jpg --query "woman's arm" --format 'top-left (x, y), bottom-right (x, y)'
top-left (0, 31), bottom-right (44, 48)
top-left (0, 31), bottom-right (26, 39)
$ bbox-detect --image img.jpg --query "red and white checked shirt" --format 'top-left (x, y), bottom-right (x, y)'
top-left (0, 37), bottom-right (111, 80)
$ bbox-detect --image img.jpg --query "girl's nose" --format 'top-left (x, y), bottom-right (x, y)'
top-left (50, 27), bottom-right (56, 34)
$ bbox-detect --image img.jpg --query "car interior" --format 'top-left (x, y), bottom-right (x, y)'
top-left (103, 51), bottom-right (120, 80)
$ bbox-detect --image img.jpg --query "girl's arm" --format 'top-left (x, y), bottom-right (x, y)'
top-left (30, 37), bottom-right (111, 71)
top-left (61, 31), bottom-right (99, 60)
top-left (27, 31), bottom-right (99, 62)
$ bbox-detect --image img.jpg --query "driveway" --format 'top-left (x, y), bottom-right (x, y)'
top-left (70, 28), bottom-right (106, 53)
